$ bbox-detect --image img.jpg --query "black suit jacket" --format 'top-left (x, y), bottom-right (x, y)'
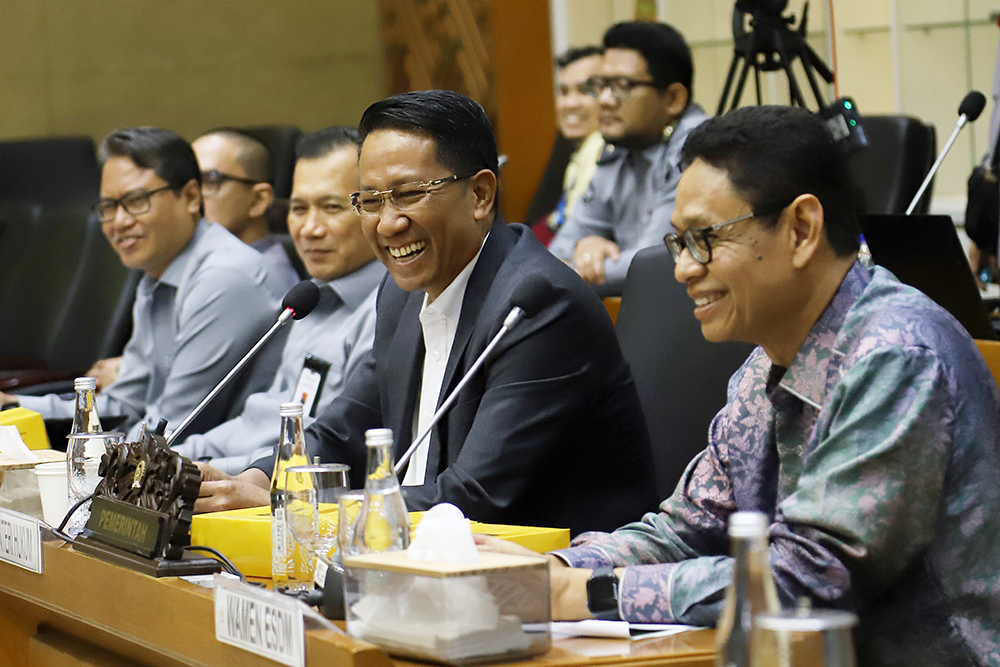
top-left (254, 218), bottom-right (657, 535)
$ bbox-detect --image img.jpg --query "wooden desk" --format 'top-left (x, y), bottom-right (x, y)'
top-left (0, 540), bottom-right (715, 667)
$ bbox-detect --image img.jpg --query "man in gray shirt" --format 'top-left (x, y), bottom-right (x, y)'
top-left (175, 127), bottom-right (384, 473)
top-left (548, 21), bottom-right (709, 292)
top-left (5, 128), bottom-right (280, 440)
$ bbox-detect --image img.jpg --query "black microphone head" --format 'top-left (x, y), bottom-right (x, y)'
top-left (510, 275), bottom-right (553, 318)
top-left (282, 280), bottom-right (321, 320)
top-left (959, 91), bottom-right (986, 121)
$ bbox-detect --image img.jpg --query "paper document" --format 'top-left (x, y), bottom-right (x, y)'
top-left (550, 620), bottom-right (701, 640)
top-left (0, 426), bottom-right (38, 462)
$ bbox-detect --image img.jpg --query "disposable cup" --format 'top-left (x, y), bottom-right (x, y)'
top-left (34, 461), bottom-right (70, 527)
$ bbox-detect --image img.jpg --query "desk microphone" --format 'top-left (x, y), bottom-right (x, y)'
top-left (164, 280), bottom-right (321, 446)
top-left (393, 275), bottom-right (553, 476)
top-left (905, 91), bottom-right (987, 215)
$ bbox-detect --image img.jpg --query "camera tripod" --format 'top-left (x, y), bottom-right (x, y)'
top-left (717, 1), bottom-right (834, 114)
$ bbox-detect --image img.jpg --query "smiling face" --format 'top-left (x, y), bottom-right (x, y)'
top-left (100, 156), bottom-right (200, 279)
top-left (287, 146), bottom-right (374, 282)
top-left (556, 54), bottom-right (603, 141)
top-left (358, 129), bottom-right (493, 301)
top-left (671, 158), bottom-right (796, 353)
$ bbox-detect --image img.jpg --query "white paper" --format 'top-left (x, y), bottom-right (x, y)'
top-left (0, 426), bottom-right (37, 462)
top-left (550, 620), bottom-right (701, 641)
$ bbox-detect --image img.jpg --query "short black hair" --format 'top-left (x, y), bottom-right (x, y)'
top-left (680, 105), bottom-right (860, 257)
top-left (98, 127), bottom-right (201, 190)
top-left (295, 126), bottom-right (362, 160)
top-left (358, 90), bottom-right (499, 178)
top-left (557, 45), bottom-right (603, 69)
top-left (198, 128), bottom-right (274, 183)
top-left (603, 21), bottom-right (693, 97)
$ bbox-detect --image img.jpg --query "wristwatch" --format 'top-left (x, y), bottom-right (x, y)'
top-left (586, 565), bottom-right (620, 620)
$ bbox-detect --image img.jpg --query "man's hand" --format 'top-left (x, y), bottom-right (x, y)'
top-left (573, 236), bottom-right (620, 285)
top-left (0, 391), bottom-right (18, 408)
top-left (86, 356), bottom-right (123, 392)
top-left (475, 534), bottom-right (593, 620)
top-left (194, 463), bottom-right (270, 513)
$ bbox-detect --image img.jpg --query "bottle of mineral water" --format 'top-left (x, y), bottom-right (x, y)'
top-left (270, 402), bottom-right (310, 589)
top-left (352, 428), bottom-right (410, 554)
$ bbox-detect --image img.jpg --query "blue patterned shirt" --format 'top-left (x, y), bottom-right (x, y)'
top-left (556, 263), bottom-right (1000, 667)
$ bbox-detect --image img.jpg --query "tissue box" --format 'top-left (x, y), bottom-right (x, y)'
top-left (190, 507), bottom-right (570, 578)
top-left (342, 550), bottom-right (550, 665)
top-left (0, 408), bottom-right (51, 450)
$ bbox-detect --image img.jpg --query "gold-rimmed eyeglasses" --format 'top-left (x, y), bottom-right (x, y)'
top-left (350, 172), bottom-right (476, 217)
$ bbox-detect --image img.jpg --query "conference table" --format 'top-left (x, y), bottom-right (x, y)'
top-left (0, 538), bottom-right (716, 667)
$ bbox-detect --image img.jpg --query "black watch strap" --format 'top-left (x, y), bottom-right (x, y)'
top-left (586, 565), bottom-right (620, 620)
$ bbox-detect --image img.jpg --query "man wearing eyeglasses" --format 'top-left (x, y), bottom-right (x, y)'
top-left (193, 130), bottom-right (301, 295)
top-left (548, 21), bottom-right (708, 293)
top-left (480, 106), bottom-right (1000, 666)
top-left (196, 90), bottom-right (658, 536)
top-left (6, 128), bottom-right (280, 441)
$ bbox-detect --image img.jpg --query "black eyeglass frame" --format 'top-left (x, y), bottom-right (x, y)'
top-left (584, 76), bottom-right (660, 100)
top-left (664, 205), bottom-right (789, 265)
top-left (94, 184), bottom-right (178, 224)
top-left (350, 172), bottom-right (477, 217)
top-left (200, 169), bottom-right (262, 193)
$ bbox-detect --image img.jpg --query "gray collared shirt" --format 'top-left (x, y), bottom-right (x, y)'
top-left (172, 259), bottom-right (385, 473)
top-left (250, 234), bottom-right (302, 299)
top-left (549, 104), bottom-right (709, 291)
top-left (20, 220), bottom-right (279, 441)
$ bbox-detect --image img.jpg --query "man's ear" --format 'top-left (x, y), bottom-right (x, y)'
top-left (181, 179), bottom-right (202, 216)
top-left (786, 193), bottom-right (825, 269)
top-left (470, 168), bottom-right (498, 221)
top-left (662, 82), bottom-right (689, 120)
top-left (249, 182), bottom-right (275, 218)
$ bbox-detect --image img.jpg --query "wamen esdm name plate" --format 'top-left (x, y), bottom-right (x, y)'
top-left (73, 425), bottom-right (221, 577)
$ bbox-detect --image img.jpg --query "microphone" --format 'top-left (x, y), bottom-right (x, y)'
top-left (393, 275), bottom-right (553, 475)
top-left (906, 91), bottom-right (987, 214)
top-left (164, 280), bottom-right (321, 446)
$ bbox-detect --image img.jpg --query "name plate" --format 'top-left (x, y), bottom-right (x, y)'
top-left (86, 496), bottom-right (166, 558)
top-left (215, 577), bottom-right (305, 667)
top-left (0, 507), bottom-right (42, 573)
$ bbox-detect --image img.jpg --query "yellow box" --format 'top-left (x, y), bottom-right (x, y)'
top-left (0, 407), bottom-right (51, 450)
top-left (190, 506), bottom-right (570, 579)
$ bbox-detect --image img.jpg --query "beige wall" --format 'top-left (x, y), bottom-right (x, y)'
top-left (562, 0), bottom-right (1000, 205)
top-left (0, 0), bottom-right (386, 144)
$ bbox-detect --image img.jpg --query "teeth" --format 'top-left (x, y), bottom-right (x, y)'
top-left (389, 241), bottom-right (426, 259)
top-left (694, 294), bottom-right (722, 307)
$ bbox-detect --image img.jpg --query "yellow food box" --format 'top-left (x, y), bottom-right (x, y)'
top-left (190, 506), bottom-right (570, 578)
top-left (0, 407), bottom-right (51, 451)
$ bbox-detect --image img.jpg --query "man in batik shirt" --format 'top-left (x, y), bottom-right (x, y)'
top-left (483, 105), bottom-right (1000, 667)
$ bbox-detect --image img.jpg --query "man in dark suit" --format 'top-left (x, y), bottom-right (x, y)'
top-left (198, 90), bottom-right (657, 535)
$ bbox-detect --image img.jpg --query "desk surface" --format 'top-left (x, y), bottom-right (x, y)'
top-left (0, 540), bottom-right (715, 667)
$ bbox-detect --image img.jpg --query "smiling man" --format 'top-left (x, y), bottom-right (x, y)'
top-left (548, 21), bottom-right (708, 291)
top-left (177, 127), bottom-right (383, 475)
top-left (197, 91), bottom-right (657, 535)
top-left (483, 106), bottom-right (1000, 667)
top-left (6, 128), bottom-right (279, 439)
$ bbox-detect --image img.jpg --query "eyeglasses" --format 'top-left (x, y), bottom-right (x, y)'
top-left (351, 172), bottom-right (476, 217)
top-left (94, 184), bottom-right (176, 223)
top-left (664, 206), bottom-right (788, 265)
top-left (201, 170), bottom-right (261, 195)
top-left (584, 76), bottom-right (659, 100)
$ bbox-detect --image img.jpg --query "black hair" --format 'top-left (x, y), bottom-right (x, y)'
top-left (198, 128), bottom-right (273, 183)
top-left (295, 126), bottom-right (362, 160)
top-left (680, 105), bottom-right (860, 257)
top-left (358, 90), bottom-right (499, 178)
top-left (98, 127), bottom-right (201, 190)
top-left (603, 21), bottom-right (693, 98)
top-left (556, 45), bottom-right (604, 69)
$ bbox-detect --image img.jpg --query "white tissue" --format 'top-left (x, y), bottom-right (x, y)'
top-left (407, 502), bottom-right (479, 563)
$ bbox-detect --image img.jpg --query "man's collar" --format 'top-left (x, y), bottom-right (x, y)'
top-left (777, 261), bottom-right (871, 409)
top-left (420, 231), bottom-right (490, 321)
top-left (319, 258), bottom-right (386, 311)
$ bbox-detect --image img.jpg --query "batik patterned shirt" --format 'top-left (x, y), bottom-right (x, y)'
top-left (555, 262), bottom-right (1000, 667)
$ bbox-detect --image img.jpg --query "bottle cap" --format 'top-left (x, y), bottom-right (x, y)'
top-left (74, 377), bottom-right (97, 392)
top-left (279, 402), bottom-right (304, 417)
top-left (728, 511), bottom-right (769, 538)
top-left (365, 428), bottom-right (394, 447)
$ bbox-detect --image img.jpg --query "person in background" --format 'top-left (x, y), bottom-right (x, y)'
top-left (526, 46), bottom-right (605, 246)
top-left (3, 128), bottom-right (280, 440)
top-left (482, 106), bottom-right (1000, 667)
top-left (175, 127), bottom-right (384, 474)
top-left (548, 21), bottom-right (708, 292)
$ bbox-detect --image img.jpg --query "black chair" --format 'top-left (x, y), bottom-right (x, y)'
top-left (0, 136), bottom-right (100, 208)
top-left (615, 245), bottom-right (756, 499)
top-left (848, 115), bottom-right (937, 216)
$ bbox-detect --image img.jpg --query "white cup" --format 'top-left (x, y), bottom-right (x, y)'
top-left (34, 461), bottom-right (70, 527)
